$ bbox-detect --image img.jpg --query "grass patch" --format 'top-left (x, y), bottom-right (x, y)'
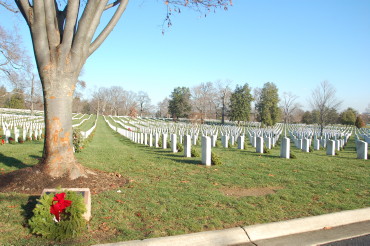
top-left (0, 117), bottom-right (369, 245)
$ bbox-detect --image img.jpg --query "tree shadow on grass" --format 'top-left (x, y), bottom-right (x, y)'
top-left (169, 158), bottom-right (202, 165)
top-left (0, 153), bottom-right (30, 169)
top-left (21, 195), bottom-right (39, 226)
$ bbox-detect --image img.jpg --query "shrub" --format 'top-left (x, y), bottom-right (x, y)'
top-left (32, 134), bottom-right (36, 141)
top-left (309, 146), bottom-right (313, 152)
top-left (263, 146), bottom-right (270, 154)
top-left (26, 136), bottom-right (32, 141)
top-left (290, 153), bottom-right (297, 159)
top-left (191, 147), bottom-right (200, 157)
top-left (28, 190), bottom-right (87, 241)
top-left (158, 137), bottom-right (162, 147)
top-left (18, 137), bottom-right (24, 143)
top-left (355, 115), bottom-right (365, 128)
top-left (73, 129), bottom-right (83, 153)
top-left (335, 150), bottom-right (339, 156)
top-left (211, 152), bottom-right (222, 165)
top-left (215, 140), bottom-right (221, 148)
top-left (8, 137), bottom-right (15, 144)
top-left (177, 143), bottom-right (184, 152)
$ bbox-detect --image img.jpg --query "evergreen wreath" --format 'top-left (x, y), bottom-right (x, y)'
top-left (28, 190), bottom-right (87, 241)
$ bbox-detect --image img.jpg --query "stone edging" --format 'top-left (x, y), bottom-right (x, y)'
top-left (94, 207), bottom-right (370, 246)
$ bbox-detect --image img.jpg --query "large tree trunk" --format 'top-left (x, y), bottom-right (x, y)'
top-left (40, 75), bottom-right (86, 179)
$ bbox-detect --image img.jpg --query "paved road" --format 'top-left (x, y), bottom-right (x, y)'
top-left (320, 234), bottom-right (370, 246)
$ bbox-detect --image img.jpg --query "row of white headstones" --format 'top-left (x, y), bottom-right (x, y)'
top-left (1, 113), bottom-right (97, 143)
top-left (105, 116), bottom-right (369, 162)
top-left (1, 114), bottom-right (44, 143)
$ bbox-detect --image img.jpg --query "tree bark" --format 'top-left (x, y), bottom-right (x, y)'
top-left (40, 75), bottom-right (86, 179)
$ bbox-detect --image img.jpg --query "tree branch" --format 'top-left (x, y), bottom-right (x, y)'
top-left (71, 0), bottom-right (100, 65)
top-left (0, 1), bottom-right (18, 12)
top-left (60, 0), bottom-right (79, 57)
top-left (105, 0), bottom-right (120, 10)
top-left (89, 0), bottom-right (129, 56)
top-left (14, 0), bottom-right (32, 26)
top-left (32, 1), bottom-right (51, 73)
top-left (44, 0), bottom-right (60, 53)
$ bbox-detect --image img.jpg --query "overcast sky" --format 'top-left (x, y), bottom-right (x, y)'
top-left (2, 0), bottom-right (370, 113)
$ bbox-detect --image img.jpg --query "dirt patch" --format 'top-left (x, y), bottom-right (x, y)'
top-left (0, 165), bottom-right (128, 195)
top-left (220, 186), bottom-right (283, 197)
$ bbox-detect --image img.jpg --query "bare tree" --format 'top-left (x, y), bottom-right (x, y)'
top-left (191, 82), bottom-right (215, 123)
top-left (280, 92), bottom-right (301, 124)
top-left (2, 1), bottom-right (231, 179)
top-left (157, 97), bottom-right (169, 118)
top-left (0, 25), bottom-right (28, 85)
top-left (310, 81), bottom-right (342, 136)
top-left (215, 80), bottom-right (232, 124)
top-left (121, 90), bottom-right (137, 116)
top-left (137, 91), bottom-right (151, 117)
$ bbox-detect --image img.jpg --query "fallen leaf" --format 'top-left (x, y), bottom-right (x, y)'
top-left (180, 180), bottom-right (190, 183)
top-left (323, 227), bottom-right (332, 230)
top-left (116, 200), bottom-right (125, 204)
top-left (268, 174), bottom-right (275, 177)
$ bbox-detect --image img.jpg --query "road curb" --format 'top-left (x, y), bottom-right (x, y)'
top-left (94, 207), bottom-right (370, 246)
top-left (243, 207), bottom-right (370, 241)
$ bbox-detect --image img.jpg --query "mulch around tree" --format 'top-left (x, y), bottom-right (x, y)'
top-left (0, 165), bottom-right (128, 195)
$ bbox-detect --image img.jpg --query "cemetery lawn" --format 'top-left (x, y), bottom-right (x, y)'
top-left (0, 117), bottom-right (368, 245)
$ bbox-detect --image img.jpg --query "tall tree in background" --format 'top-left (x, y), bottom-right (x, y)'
top-left (0, 86), bottom-right (7, 107)
top-left (191, 82), bottom-right (214, 123)
top-left (156, 97), bottom-right (169, 118)
top-left (2, 0), bottom-right (231, 179)
top-left (310, 81), bottom-right (341, 136)
top-left (229, 83), bottom-right (253, 124)
top-left (280, 92), bottom-right (300, 124)
top-left (339, 107), bottom-right (357, 125)
top-left (256, 82), bottom-right (280, 126)
top-left (0, 24), bottom-right (28, 85)
top-left (168, 86), bottom-right (191, 120)
top-left (5, 88), bottom-right (26, 109)
top-left (137, 91), bottom-right (151, 117)
top-left (215, 80), bottom-right (232, 124)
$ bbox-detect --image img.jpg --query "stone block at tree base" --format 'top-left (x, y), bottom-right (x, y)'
top-left (42, 188), bottom-right (91, 221)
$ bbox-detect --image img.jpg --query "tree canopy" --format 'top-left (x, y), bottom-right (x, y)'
top-left (168, 86), bottom-right (192, 120)
top-left (228, 83), bottom-right (253, 124)
top-left (256, 82), bottom-right (280, 126)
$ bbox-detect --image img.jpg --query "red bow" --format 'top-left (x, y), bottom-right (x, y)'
top-left (50, 193), bottom-right (72, 222)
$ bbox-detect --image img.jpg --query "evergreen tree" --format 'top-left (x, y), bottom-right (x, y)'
top-left (256, 82), bottom-right (280, 126)
top-left (339, 107), bottom-right (357, 125)
top-left (5, 89), bottom-right (25, 109)
top-left (229, 83), bottom-right (253, 124)
top-left (168, 87), bottom-right (191, 120)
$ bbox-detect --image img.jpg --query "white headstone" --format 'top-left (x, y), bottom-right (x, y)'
top-left (184, 135), bottom-right (191, 157)
top-left (356, 140), bottom-right (368, 160)
top-left (302, 138), bottom-right (310, 152)
top-left (201, 136), bottom-right (211, 166)
top-left (162, 133), bottom-right (168, 149)
top-left (256, 137), bottom-right (264, 153)
top-left (280, 137), bottom-right (290, 159)
top-left (326, 140), bottom-right (335, 156)
top-left (171, 134), bottom-right (177, 153)
top-left (313, 139), bottom-right (320, 150)
top-left (237, 135), bottom-right (244, 149)
top-left (221, 135), bottom-right (229, 148)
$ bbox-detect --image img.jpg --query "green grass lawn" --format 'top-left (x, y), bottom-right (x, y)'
top-left (0, 116), bottom-right (369, 245)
